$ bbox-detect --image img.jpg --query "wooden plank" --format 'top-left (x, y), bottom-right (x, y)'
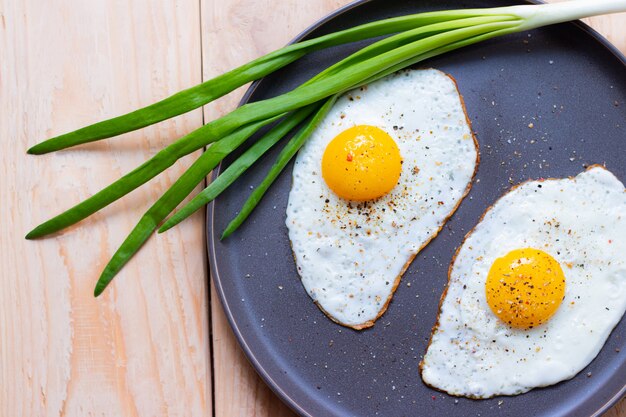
top-left (202, 1), bottom-right (626, 416)
top-left (0, 1), bottom-right (210, 416)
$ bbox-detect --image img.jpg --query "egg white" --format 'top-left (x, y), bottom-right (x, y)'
top-left (421, 166), bottom-right (626, 398)
top-left (285, 69), bottom-right (478, 329)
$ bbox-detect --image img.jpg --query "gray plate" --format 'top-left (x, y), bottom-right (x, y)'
top-left (207, 1), bottom-right (626, 415)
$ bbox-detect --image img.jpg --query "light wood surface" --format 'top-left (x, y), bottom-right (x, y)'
top-left (0, 1), bottom-right (210, 416)
top-left (1, 1), bottom-right (624, 416)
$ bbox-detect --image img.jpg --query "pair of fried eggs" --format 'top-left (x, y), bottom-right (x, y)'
top-left (284, 69), bottom-right (626, 398)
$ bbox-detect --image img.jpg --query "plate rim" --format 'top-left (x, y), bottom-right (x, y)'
top-left (206, 1), bottom-right (626, 416)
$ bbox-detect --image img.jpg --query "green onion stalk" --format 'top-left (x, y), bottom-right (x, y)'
top-left (26, 0), bottom-right (626, 295)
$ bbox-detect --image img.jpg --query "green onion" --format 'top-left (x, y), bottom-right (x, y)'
top-left (158, 17), bottom-right (520, 233)
top-left (26, 0), bottom-right (626, 295)
top-left (93, 105), bottom-right (320, 296)
top-left (28, 16), bottom-right (506, 240)
top-left (158, 104), bottom-right (322, 233)
top-left (166, 0), bottom-right (626, 238)
top-left (301, 15), bottom-right (518, 85)
top-left (221, 94), bottom-right (338, 239)
top-left (25, 114), bottom-right (284, 239)
top-left (27, 9), bottom-right (492, 155)
top-left (28, 1), bottom-right (626, 154)
top-left (66, 21), bottom-right (515, 157)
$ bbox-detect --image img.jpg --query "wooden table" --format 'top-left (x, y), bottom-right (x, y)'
top-left (1, 1), bottom-right (625, 416)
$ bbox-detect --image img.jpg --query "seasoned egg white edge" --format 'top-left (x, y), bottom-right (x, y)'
top-left (286, 69), bottom-right (478, 329)
top-left (421, 166), bottom-right (626, 398)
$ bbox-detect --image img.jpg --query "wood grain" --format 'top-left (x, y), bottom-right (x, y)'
top-left (0, 1), bottom-right (210, 416)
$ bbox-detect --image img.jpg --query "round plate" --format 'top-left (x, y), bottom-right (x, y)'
top-left (208, 1), bottom-right (626, 415)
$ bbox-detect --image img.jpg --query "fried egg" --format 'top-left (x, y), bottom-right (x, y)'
top-left (285, 69), bottom-right (478, 329)
top-left (421, 166), bottom-right (626, 398)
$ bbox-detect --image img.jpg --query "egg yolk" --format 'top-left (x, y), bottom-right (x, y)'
top-left (321, 125), bottom-right (402, 201)
top-left (485, 248), bottom-right (565, 329)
